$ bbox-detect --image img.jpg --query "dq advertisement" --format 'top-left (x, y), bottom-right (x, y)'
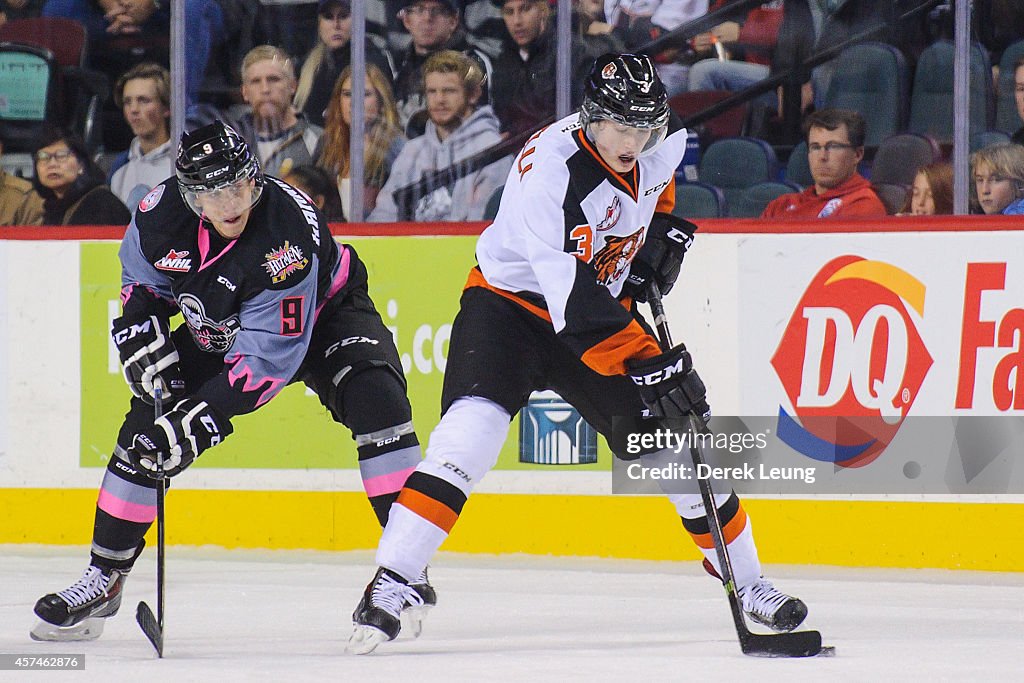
top-left (79, 239), bottom-right (609, 472)
top-left (736, 232), bottom-right (1024, 490)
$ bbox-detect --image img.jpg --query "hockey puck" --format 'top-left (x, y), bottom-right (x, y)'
top-left (816, 645), bottom-right (837, 657)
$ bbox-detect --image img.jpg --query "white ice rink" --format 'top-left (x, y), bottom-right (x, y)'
top-left (2, 545), bottom-right (1022, 682)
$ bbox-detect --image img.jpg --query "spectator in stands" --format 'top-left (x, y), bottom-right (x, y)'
top-left (762, 108), bottom-right (886, 219)
top-left (234, 45), bottom-right (322, 177)
top-left (970, 143), bottom-right (1024, 215)
top-left (687, 0), bottom-right (899, 121)
top-left (370, 50), bottom-right (509, 222)
top-left (392, 0), bottom-right (492, 128)
top-left (900, 161), bottom-right (953, 216)
top-left (1, 0), bottom-right (43, 25)
top-left (108, 63), bottom-right (172, 212)
top-left (0, 139), bottom-right (44, 225)
top-left (32, 129), bottom-right (131, 225)
top-left (1012, 57), bottom-right (1024, 147)
top-left (294, 0), bottom-right (394, 128)
top-left (282, 163), bottom-right (346, 221)
top-left (41, 0), bottom-right (223, 109)
top-left (490, 0), bottom-right (597, 137)
top-left (315, 63), bottom-right (405, 218)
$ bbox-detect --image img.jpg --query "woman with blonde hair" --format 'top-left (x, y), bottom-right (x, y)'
top-left (970, 143), bottom-right (1024, 215)
top-left (314, 63), bottom-right (406, 218)
top-left (293, 0), bottom-right (394, 128)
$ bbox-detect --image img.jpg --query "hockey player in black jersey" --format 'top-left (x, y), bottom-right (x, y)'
top-left (31, 121), bottom-right (435, 642)
top-left (349, 54), bottom-right (810, 654)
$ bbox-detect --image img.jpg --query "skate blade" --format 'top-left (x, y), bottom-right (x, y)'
top-left (346, 624), bottom-right (390, 655)
top-left (401, 605), bottom-right (432, 639)
top-left (30, 618), bottom-right (105, 642)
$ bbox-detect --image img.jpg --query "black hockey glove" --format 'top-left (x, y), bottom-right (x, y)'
top-left (112, 314), bottom-right (186, 404)
top-left (625, 213), bottom-right (697, 303)
top-left (125, 398), bottom-right (233, 478)
top-left (627, 345), bottom-right (711, 420)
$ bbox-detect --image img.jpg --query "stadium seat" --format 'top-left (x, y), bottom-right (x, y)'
top-left (971, 129), bottom-right (1011, 151)
top-left (785, 141), bottom-right (813, 188)
top-left (871, 182), bottom-right (909, 215)
top-left (0, 43), bottom-right (61, 154)
top-left (669, 91), bottom-right (750, 142)
top-left (674, 181), bottom-right (727, 218)
top-left (697, 136), bottom-right (777, 208)
top-left (995, 39), bottom-right (1024, 135)
top-left (483, 184), bottom-right (503, 220)
top-left (729, 181), bottom-right (801, 218)
top-left (908, 40), bottom-right (993, 142)
top-left (823, 42), bottom-right (909, 148)
top-left (870, 132), bottom-right (942, 187)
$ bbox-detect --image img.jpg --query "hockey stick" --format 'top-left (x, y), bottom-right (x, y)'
top-left (646, 283), bottom-right (834, 658)
top-left (136, 387), bottom-right (165, 657)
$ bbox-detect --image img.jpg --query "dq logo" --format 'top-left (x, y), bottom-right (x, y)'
top-left (770, 256), bottom-right (933, 466)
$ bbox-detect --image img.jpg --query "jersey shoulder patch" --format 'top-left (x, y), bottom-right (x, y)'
top-left (138, 184), bottom-right (165, 212)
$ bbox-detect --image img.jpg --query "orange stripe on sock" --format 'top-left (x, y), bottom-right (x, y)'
top-left (689, 503), bottom-right (749, 550)
top-left (397, 488), bottom-right (459, 533)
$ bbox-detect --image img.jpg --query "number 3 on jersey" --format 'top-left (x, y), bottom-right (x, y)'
top-left (570, 225), bottom-right (593, 262)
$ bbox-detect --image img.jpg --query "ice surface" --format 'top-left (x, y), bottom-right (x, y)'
top-left (2, 545), bottom-right (1022, 681)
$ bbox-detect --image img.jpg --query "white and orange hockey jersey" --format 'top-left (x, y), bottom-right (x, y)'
top-left (471, 113), bottom-right (690, 376)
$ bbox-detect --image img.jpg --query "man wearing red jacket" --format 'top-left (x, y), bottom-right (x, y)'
top-left (763, 108), bottom-right (886, 219)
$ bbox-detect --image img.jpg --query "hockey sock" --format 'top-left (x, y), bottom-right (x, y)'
top-left (672, 492), bottom-right (763, 589)
top-left (376, 397), bottom-right (510, 580)
top-left (91, 449), bottom-right (159, 570)
top-left (356, 427), bottom-right (421, 527)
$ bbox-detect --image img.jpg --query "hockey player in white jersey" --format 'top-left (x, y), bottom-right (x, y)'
top-left (349, 53), bottom-right (810, 654)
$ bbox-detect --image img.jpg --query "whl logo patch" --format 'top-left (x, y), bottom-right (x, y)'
top-left (154, 249), bottom-right (192, 272)
top-left (770, 256), bottom-right (933, 466)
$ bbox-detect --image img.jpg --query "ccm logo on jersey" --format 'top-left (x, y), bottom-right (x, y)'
top-left (217, 275), bottom-right (237, 291)
top-left (644, 179), bottom-right (670, 196)
top-left (324, 336), bottom-right (380, 357)
top-left (630, 357), bottom-right (688, 386)
top-left (155, 249), bottom-right (192, 272)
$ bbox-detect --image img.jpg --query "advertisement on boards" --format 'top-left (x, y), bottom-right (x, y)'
top-left (736, 232), bottom-right (1024, 492)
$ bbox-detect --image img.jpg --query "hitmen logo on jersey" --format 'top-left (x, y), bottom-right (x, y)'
top-left (593, 226), bottom-right (645, 286)
top-left (138, 184), bottom-right (165, 212)
top-left (178, 293), bottom-right (241, 353)
top-left (154, 249), bottom-right (192, 272)
top-left (770, 255), bottom-right (933, 467)
top-left (262, 241), bottom-right (308, 283)
top-left (596, 196), bottom-right (621, 232)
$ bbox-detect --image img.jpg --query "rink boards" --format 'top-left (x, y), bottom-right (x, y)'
top-left (1, 216), bottom-right (1022, 571)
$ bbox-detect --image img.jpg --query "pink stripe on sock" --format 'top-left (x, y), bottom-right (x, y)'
top-left (97, 489), bottom-right (157, 523)
top-left (362, 466), bottom-right (416, 498)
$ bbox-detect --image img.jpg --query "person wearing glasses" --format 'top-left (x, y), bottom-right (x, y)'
top-left (31, 129), bottom-right (132, 226)
top-left (761, 108), bottom-right (886, 219)
top-left (392, 0), bottom-right (493, 129)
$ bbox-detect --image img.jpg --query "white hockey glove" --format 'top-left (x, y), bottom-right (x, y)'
top-left (125, 398), bottom-right (233, 478)
top-left (112, 314), bottom-right (186, 404)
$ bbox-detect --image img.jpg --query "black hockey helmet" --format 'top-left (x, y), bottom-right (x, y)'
top-left (176, 120), bottom-right (264, 216)
top-left (580, 53), bottom-right (669, 155)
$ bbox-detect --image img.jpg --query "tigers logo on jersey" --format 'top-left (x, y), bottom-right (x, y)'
top-left (592, 227), bottom-right (645, 286)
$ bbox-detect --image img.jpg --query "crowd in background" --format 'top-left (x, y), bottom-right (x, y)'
top-left (2, 0), bottom-right (1024, 226)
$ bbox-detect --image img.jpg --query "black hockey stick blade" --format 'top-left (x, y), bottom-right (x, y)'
top-left (136, 600), bottom-right (163, 657)
top-left (740, 628), bottom-right (835, 658)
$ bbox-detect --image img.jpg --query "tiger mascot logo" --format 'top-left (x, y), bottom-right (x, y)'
top-left (593, 226), bottom-right (646, 286)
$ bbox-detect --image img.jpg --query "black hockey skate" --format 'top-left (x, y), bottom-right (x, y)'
top-left (348, 567), bottom-right (426, 654)
top-left (738, 577), bottom-right (808, 633)
top-left (31, 565), bottom-right (128, 642)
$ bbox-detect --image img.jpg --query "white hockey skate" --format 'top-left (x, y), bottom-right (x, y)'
top-left (31, 565), bottom-right (127, 642)
top-left (738, 577), bottom-right (808, 633)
